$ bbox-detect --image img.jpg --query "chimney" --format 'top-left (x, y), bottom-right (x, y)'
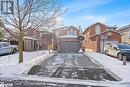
top-left (113, 25), bottom-right (117, 30)
top-left (78, 25), bottom-right (82, 35)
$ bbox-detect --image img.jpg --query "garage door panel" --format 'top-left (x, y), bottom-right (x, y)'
top-left (59, 41), bottom-right (79, 52)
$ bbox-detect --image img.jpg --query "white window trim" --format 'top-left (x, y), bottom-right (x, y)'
top-left (95, 25), bottom-right (101, 35)
top-left (128, 29), bottom-right (130, 39)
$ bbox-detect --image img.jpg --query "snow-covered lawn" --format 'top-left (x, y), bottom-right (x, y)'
top-left (85, 52), bottom-right (130, 82)
top-left (0, 50), bottom-right (53, 75)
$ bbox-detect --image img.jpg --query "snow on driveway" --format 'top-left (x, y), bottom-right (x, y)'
top-left (85, 52), bottom-right (130, 82)
top-left (0, 50), bottom-right (53, 75)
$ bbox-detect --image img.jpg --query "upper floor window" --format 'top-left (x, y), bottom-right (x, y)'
top-left (95, 25), bottom-right (101, 35)
top-left (67, 31), bottom-right (70, 35)
top-left (74, 31), bottom-right (77, 35)
top-left (67, 29), bottom-right (74, 35)
top-left (128, 29), bottom-right (130, 38)
top-left (55, 30), bottom-right (59, 36)
top-left (71, 29), bottom-right (73, 35)
top-left (40, 33), bottom-right (42, 37)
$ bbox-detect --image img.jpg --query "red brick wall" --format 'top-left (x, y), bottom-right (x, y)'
top-left (89, 23), bottom-right (106, 36)
top-left (83, 31), bottom-right (97, 51)
top-left (83, 23), bottom-right (106, 51)
top-left (105, 31), bottom-right (121, 42)
top-left (83, 23), bottom-right (121, 51)
top-left (54, 26), bottom-right (80, 37)
top-left (53, 26), bottom-right (81, 50)
top-left (41, 34), bottom-right (52, 49)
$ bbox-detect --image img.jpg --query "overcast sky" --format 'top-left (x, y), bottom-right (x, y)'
top-left (62, 0), bottom-right (130, 29)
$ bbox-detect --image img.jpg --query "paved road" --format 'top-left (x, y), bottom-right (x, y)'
top-left (0, 80), bottom-right (104, 87)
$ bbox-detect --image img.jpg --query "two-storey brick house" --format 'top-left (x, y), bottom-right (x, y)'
top-left (83, 22), bottom-right (121, 52)
top-left (0, 19), bottom-right (52, 51)
top-left (53, 26), bottom-right (81, 52)
top-left (118, 24), bottom-right (130, 44)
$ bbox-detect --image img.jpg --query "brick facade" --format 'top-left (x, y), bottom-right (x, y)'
top-left (118, 24), bottom-right (130, 44)
top-left (53, 26), bottom-right (81, 51)
top-left (1, 22), bottom-right (52, 51)
top-left (53, 26), bottom-right (80, 37)
top-left (83, 22), bottom-right (121, 52)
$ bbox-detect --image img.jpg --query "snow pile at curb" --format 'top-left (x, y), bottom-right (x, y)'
top-left (0, 74), bottom-right (128, 87)
top-left (85, 52), bottom-right (130, 82)
top-left (0, 52), bottom-right (54, 75)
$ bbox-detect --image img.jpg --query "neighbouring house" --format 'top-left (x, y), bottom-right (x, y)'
top-left (7, 29), bottom-right (53, 51)
top-left (39, 31), bottom-right (53, 50)
top-left (118, 24), bottom-right (130, 44)
top-left (0, 19), bottom-right (53, 51)
top-left (2, 27), bottom-right (39, 51)
top-left (53, 26), bottom-right (81, 52)
top-left (3, 29), bottom-right (53, 51)
top-left (83, 22), bottom-right (121, 52)
top-left (3, 31), bottom-right (39, 51)
top-left (0, 26), bottom-right (4, 41)
top-left (23, 36), bottom-right (38, 51)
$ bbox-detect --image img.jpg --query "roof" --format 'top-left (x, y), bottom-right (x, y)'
top-left (52, 25), bottom-right (79, 31)
top-left (83, 22), bottom-right (117, 34)
top-left (89, 29), bottom-right (121, 40)
top-left (100, 29), bottom-right (121, 35)
top-left (118, 24), bottom-right (130, 31)
top-left (52, 26), bottom-right (68, 30)
top-left (67, 26), bottom-right (78, 30)
top-left (58, 35), bottom-right (78, 38)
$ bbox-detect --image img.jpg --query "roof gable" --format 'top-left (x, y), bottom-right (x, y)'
top-left (83, 22), bottom-right (117, 34)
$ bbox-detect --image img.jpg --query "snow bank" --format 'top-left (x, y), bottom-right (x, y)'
top-left (85, 52), bottom-right (130, 82)
top-left (0, 50), bottom-right (54, 75)
top-left (0, 74), bottom-right (128, 87)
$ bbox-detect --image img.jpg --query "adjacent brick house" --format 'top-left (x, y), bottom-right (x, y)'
top-left (39, 31), bottom-right (53, 50)
top-left (83, 22), bottom-right (121, 52)
top-left (0, 19), bottom-right (52, 51)
top-left (24, 27), bottom-right (39, 51)
top-left (53, 26), bottom-right (81, 37)
top-left (53, 26), bottom-right (81, 52)
top-left (118, 24), bottom-right (130, 44)
top-left (2, 28), bottom-right (39, 51)
top-left (23, 36), bottom-right (38, 51)
top-left (3, 30), bottom-right (53, 51)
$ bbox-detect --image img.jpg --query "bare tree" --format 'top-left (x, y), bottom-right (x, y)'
top-left (0, 0), bottom-right (63, 63)
top-left (0, 27), bottom-right (3, 41)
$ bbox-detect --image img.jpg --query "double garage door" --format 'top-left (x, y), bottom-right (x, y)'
top-left (59, 41), bottom-right (79, 53)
